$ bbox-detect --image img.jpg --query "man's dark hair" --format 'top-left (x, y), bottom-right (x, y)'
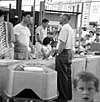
top-left (63, 14), bottom-right (71, 20)
top-left (21, 11), bottom-right (31, 21)
top-left (42, 18), bottom-right (49, 23)
top-left (0, 10), bottom-right (6, 17)
top-left (22, 12), bottom-right (31, 17)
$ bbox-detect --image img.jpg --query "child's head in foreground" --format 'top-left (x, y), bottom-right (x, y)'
top-left (73, 71), bottom-right (99, 102)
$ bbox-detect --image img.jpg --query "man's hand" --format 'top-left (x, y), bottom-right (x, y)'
top-left (51, 48), bottom-right (58, 57)
top-left (57, 40), bottom-right (66, 55)
top-left (31, 45), bottom-right (35, 53)
top-left (37, 34), bottom-right (43, 44)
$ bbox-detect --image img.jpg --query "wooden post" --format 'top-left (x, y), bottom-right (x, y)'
top-left (39, 1), bottom-right (45, 25)
top-left (32, 0), bottom-right (36, 45)
top-left (78, 2), bottom-right (84, 53)
top-left (8, 3), bottom-right (11, 22)
top-left (16, 0), bottom-right (22, 22)
top-left (75, 4), bottom-right (79, 28)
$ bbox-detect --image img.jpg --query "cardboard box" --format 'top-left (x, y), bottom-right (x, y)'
top-left (4, 64), bottom-right (57, 100)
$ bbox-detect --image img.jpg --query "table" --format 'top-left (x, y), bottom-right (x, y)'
top-left (86, 55), bottom-right (100, 79)
top-left (72, 57), bottom-right (86, 80)
top-left (4, 64), bottom-right (57, 100)
top-left (0, 60), bottom-right (20, 95)
top-left (0, 57), bottom-right (87, 95)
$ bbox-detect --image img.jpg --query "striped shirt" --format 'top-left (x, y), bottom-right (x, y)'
top-left (0, 22), bottom-right (8, 55)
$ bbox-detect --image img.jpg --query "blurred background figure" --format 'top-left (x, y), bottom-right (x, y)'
top-left (10, 15), bottom-right (19, 26)
top-left (94, 32), bottom-right (100, 42)
top-left (41, 36), bottom-right (52, 59)
top-left (13, 12), bottom-right (34, 60)
top-left (35, 18), bottom-right (49, 58)
top-left (0, 10), bottom-right (14, 59)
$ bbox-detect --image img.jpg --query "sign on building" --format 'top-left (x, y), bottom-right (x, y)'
top-left (82, 2), bottom-right (91, 27)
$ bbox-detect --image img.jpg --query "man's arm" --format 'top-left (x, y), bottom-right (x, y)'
top-left (56, 27), bottom-right (68, 55)
top-left (56, 40), bottom-right (66, 54)
top-left (37, 33), bottom-right (43, 44)
top-left (7, 22), bottom-right (16, 47)
top-left (29, 40), bottom-right (34, 53)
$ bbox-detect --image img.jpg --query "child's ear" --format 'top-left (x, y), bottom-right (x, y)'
top-left (73, 86), bottom-right (77, 91)
top-left (95, 79), bottom-right (99, 92)
top-left (96, 86), bottom-right (99, 92)
top-left (73, 79), bottom-right (77, 89)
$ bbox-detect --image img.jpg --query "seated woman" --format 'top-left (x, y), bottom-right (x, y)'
top-left (41, 37), bottom-right (52, 59)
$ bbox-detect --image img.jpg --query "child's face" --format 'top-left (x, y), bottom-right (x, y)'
top-left (76, 80), bottom-right (96, 102)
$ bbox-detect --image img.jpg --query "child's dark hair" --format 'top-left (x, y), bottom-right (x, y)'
top-left (43, 37), bottom-right (51, 46)
top-left (89, 31), bottom-right (94, 35)
top-left (73, 71), bottom-right (99, 92)
top-left (0, 10), bottom-right (6, 17)
top-left (80, 38), bottom-right (84, 42)
top-left (42, 18), bottom-right (49, 23)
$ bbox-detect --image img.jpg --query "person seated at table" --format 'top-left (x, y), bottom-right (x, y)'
top-left (94, 32), bottom-right (100, 42)
top-left (80, 38), bottom-right (86, 52)
top-left (73, 71), bottom-right (99, 102)
top-left (89, 31), bottom-right (95, 43)
top-left (41, 37), bottom-right (52, 59)
top-left (85, 34), bottom-right (92, 45)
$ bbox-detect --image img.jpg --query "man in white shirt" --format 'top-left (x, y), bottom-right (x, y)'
top-left (14, 12), bottom-right (34, 60)
top-left (35, 18), bottom-right (49, 58)
top-left (55, 14), bottom-right (75, 102)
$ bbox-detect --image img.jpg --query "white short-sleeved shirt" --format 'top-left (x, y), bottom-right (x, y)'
top-left (42, 44), bottom-right (52, 55)
top-left (58, 24), bottom-right (75, 50)
top-left (36, 25), bottom-right (47, 42)
top-left (14, 23), bottom-right (31, 51)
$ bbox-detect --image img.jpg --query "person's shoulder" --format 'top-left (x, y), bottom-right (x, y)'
top-left (42, 45), bottom-right (46, 48)
top-left (6, 22), bottom-right (13, 25)
top-left (36, 25), bottom-right (42, 33)
top-left (5, 22), bottom-right (13, 29)
top-left (62, 24), bottom-right (69, 29)
top-left (14, 23), bottom-right (21, 28)
top-left (36, 25), bottom-right (42, 29)
top-left (63, 23), bottom-right (69, 27)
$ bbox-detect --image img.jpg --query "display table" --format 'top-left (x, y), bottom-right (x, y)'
top-left (71, 57), bottom-right (86, 80)
top-left (1, 56), bottom-right (100, 99)
top-left (4, 64), bottom-right (57, 100)
top-left (0, 60), bottom-right (20, 95)
top-left (84, 55), bottom-right (100, 101)
top-left (21, 58), bottom-right (55, 70)
top-left (0, 57), bottom-right (87, 94)
top-left (21, 57), bottom-right (86, 80)
top-left (86, 55), bottom-right (100, 79)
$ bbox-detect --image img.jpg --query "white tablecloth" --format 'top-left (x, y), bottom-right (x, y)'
top-left (86, 55), bottom-right (100, 79)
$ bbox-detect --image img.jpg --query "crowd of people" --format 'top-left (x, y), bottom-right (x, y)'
top-left (75, 26), bottom-right (100, 55)
top-left (0, 9), bottom-right (100, 102)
